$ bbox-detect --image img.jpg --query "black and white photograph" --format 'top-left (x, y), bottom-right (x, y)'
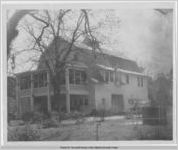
top-left (0, 1), bottom-right (177, 148)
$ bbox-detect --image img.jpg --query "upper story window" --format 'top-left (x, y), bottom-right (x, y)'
top-left (141, 77), bottom-right (144, 87)
top-left (69, 69), bottom-right (87, 85)
top-left (110, 71), bottom-right (114, 82)
top-left (126, 74), bottom-right (129, 84)
top-left (137, 77), bottom-right (140, 86)
top-left (105, 71), bottom-right (109, 82)
top-left (34, 72), bottom-right (47, 88)
top-left (137, 76), bottom-right (144, 87)
top-left (101, 70), bottom-right (114, 83)
top-left (20, 75), bottom-right (31, 90)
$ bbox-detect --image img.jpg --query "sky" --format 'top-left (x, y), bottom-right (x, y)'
top-left (8, 9), bottom-right (173, 77)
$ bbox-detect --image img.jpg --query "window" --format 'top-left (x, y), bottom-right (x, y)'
top-left (137, 77), bottom-right (140, 86)
top-left (20, 75), bottom-right (31, 90)
top-left (69, 69), bottom-right (75, 84)
top-left (81, 71), bottom-right (87, 83)
top-left (75, 70), bottom-right (81, 84)
top-left (105, 71), bottom-right (109, 82)
top-left (84, 98), bottom-right (88, 105)
top-left (137, 77), bottom-right (144, 87)
top-left (34, 72), bottom-right (47, 88)
top-left (102, 98), bottom-right (106, 106)
top-left (100, 70), bottom-right (114, 83)
top-left (59, 71), bottom-right (65, 84)
top-left (70, 95), bottom-right (89, 111)
top-left (126, 74), bottom-right (129, 84)
top-left (110, 71), bottom-right (114, 82)
top-left (69, 69), bottom-right (87, 85)
top-left (20, 97), bottom-right (31, 113)
top-left (141, 77), bottom-right (144, 87)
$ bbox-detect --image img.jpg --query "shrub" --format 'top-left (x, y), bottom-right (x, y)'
top-left (21, 111), bottom-right (46, 124)
top-left (88, 109), bottom-right (105, 117)
top-left (50, 111), bottom-right (61, 121)
top-left (89, 109), bottom-right (98, 116)
top-left (58, 111), bottom-right (84, 121)
top-left (21, 112), bottom-right (35, 123)
top-left (8, 124), bottom-right (40, 141)
top-left (41, 111), bottom-right (61, 128)
top-left (8, 113), bottom-right (16, 123)
top-left (42, 118), bottom-right (59, 128)
top-left (136, 126), bottom-right (172, 140)
top-left (32, 112), bottom-right (44, 124)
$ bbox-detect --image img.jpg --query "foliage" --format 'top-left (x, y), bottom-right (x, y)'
top-left (21, 111), bottom-right (35, 123)
top-left (8, 124), bottom-right (40, 141)
top-left (41, 111), bottom-right (61, 128)
top-left (148, 71), bottom-right (172, 107)
top-left (32, 112), bottom-right (45, 123)
top-left (136, 126), bottom-right (172, 140)
top-left (89, 109), bottom-right (125, 117)
top-left (21, 111), bottom-right (46, 124)
top-left (148, 71), bottom-right (172, 127)
top-left (59, 111), bottom-right (84, 120)
top-left (8, 113), bottom-right (16, 123)
top-left (42, 118), bottom-right (59, 128)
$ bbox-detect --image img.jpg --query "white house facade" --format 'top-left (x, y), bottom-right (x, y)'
top-left (15, 40), bottom-right (150, 115)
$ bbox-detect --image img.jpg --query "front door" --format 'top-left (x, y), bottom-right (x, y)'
top-left (111, 94), bottom-right (124, 113)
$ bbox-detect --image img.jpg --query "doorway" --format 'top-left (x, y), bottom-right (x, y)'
top-left (111, 94), bottom-right (124, 113)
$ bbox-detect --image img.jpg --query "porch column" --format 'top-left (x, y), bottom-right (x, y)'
top-left (65, 68), bottom-right (70, 113)
top-left (47, 72), bottom-right (51, 112)
top-left (30, 73), bottom-right (34, 111)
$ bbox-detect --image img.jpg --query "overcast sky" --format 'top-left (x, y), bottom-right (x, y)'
top-left (9, 9), bottom-right (173, 76)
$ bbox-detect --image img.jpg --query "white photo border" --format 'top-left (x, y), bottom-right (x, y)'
top-left (0, 0), bottom-right (177, 149)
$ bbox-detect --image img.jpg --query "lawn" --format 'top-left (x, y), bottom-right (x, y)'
top-left (8, 117), bottom-right (172, 141)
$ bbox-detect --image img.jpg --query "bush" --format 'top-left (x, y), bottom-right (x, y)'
top-left (8, 124), bottom-right (40, 141)
top-left (89, 109), bottom-right (97, 116)
top-left (88, 109), bottom-right (106, 117)
top-left (21, 112), bottom-right (35, 123)
top-left (41, 111), bottom-right (61, 128)
top-left (135, 125), bottom-right (172, 140)
top-left (58, 111), bottom-right (84, 121)
top-left (32, 112), bottom-right (44, 124)
top-left (42, 118), bottom-right (59, 128)
top-left (8, 113), bottom-right (16, 123)
top-left (50, 111), bottom-right (61, 121)
top-left (21, 111), bottom-right (45, 124)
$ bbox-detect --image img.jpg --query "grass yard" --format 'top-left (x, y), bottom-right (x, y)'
top-left (39, 119), bottom-right (172, 141)
top-left (8, 118), bottom-right (172, 141)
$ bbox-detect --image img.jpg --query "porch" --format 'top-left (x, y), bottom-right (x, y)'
top-left (19, 94), bottom-right (90, 114)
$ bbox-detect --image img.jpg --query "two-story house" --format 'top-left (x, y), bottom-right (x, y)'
top-left (15, 38), bottom-right (150, 115)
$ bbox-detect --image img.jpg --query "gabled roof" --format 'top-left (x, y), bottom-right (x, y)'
top-left (38, 37), bottom-right (143, 74)
top-left (73, 47), bottom-right (143, 73)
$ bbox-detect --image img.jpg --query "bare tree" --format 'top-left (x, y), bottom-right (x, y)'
top-left (18, 9), bottom-right (101, 112)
